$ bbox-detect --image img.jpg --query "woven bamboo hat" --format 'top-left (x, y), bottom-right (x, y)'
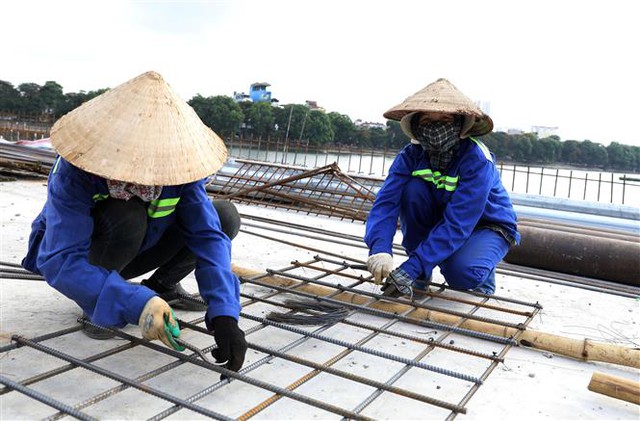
top-left (50, 71), bottom-right (227, 185)
top-left (384, 78), bottom-right (493, 138)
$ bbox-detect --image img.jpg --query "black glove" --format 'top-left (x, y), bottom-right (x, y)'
top-left (210, 316), bottom-right (248, 376)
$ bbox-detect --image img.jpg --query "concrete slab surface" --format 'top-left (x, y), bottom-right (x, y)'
top-left (1, 179), bottom-right (639, 420)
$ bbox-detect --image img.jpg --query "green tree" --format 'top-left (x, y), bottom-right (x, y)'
top-left (58, 89), bottom-right (108, 116)
top-left (386, 120), bottom-right (409, 149)
top-left (606, 142), bottom-right (634, 171)
top-left (17, 82), bottom-right (44, 114)
top-left (538, 136), bottom-right (563, 163)
top-left (39, 81), bottom-right (65, 116)
top-left (481, 131), bottom-right (511, 160)
top-left (274, 104), bottom-right (308, 141)
top-left (305, 109), bottom-right (333, 145)
top-left (327, 112), bottom-right (356, 144)
top-left (246, 102), bottom-right (275, 139)
top-left (580, 140), bottom-right (608, 168)
top-left (512, 134), bottom-right (533, 162)
top-left (0, 81), bottom-right (22, 111)
top-left (368, 127), bottom-right (388, 149)
top-left (354, 126), bottom-right (371, 148)
top-left (188, 94), bottom-right (243, 139)
top-left (529, 137), bottom-right (547, 163)
top-left (561, 140), bottom-right (583, 165)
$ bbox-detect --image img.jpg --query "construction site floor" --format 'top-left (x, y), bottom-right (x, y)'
top-left (1, 179), bottom-right (639, 420)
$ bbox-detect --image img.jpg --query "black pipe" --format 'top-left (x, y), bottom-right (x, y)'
top-left (505, 225), bottom-right (640, 286)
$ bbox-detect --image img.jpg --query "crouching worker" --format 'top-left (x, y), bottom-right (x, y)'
top-left (22, 71), bottom-right (247, 373)
top-left (365, 78), bottom-right (520, 297)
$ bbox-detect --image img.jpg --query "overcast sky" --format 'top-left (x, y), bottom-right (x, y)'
top-left (3, 0), bottom-right (639, 146)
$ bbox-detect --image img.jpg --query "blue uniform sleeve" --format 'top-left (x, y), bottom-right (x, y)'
top-left (364, 148), bottom-right (413, 255)
top-left (176, 180), bottom-right (241, 322)
top-left (400, 152), bottom-right (493, 278)
top-left (37, 164), bottom-right (155, 328)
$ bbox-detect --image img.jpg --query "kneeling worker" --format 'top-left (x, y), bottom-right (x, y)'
top-left (22, 71), bottom-right (247, 373)
top-left (365, 78), bottom-right (520, 297)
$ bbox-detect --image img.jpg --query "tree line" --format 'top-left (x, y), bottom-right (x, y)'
top-left (1, 79), bottom-right (638, 172)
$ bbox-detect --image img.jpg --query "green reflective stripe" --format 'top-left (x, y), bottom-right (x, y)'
top-left (469, 137), bottom-right (493, 162)
top-left (148, 197), bottom-right (180, 218)
top-left (92, 193), bottom-right (110, 201)
top-left (441, 175), bottom-right (459, 191)
top-left (52, 157), bottom-right (61, 174)
top-left (412, 168), bottom-right (458, 191)
top-left (412, 169), bottom-right (437, 177)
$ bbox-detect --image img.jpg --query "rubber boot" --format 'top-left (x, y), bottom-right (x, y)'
top-left (81, 313), bottom-right (116, 340)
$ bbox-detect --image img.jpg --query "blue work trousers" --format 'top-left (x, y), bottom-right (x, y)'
top-left (399, 178), bottom-right (511, 294)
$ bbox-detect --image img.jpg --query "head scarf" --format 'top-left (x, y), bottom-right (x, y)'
top-left (414, 115), bottom-right (463, 171)
top-left (107, 180), bottom-right (162, 202)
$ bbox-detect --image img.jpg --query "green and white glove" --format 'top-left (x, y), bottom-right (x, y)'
top-left (138, 296), bottom-right (184, 351)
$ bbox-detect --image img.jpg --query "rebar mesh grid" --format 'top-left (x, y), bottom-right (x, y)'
top-left (206, 159), bottom-right (377, 221)
top-left (236, 212), bottom-right (640, 298)
top-left (1, 256), bottom-right (540, 420)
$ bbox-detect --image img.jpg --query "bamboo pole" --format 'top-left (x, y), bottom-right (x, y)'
top-left (233, 265), bottom-right (640, 369)
top-left (588, 372), bottom-right (640, 404)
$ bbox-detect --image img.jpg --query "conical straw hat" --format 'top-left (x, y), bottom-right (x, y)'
top-left (51, 71), bottom-right (227, 185)
top-left (384, 78), bottom-right (493, 137)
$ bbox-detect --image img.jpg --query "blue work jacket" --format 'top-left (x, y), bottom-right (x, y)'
top-left (22, 157), bottom-right (240, 328)
top-left (364, 138), bottom-right (520, 279)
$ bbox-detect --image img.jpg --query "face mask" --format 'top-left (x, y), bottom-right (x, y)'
top-left (416, 120), bottom-right (461, 153)
top-left (415, 117), bottom-right (462, 171)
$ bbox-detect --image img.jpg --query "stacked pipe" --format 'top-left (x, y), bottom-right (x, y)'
top-left (505, 218), bottom-right (640, 286)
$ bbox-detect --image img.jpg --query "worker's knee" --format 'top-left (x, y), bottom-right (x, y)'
top-left (90, 198), bottom-right (147, 269)
top-left (211, 199), bottom-right (240, 240)
top-left (401, 178), bottom-right (436, 211)
top-left (399, 178), bottom-right (439, 251)
top-left (441, 263), bottom-right (493, 291)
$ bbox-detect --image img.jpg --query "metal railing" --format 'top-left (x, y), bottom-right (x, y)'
top-left (0, 136), bottom-right (637, 206)
top-left (226, 139), bottom-right (640, 206)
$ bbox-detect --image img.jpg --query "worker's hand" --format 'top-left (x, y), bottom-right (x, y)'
top-left (138, 296), bottom-right (183, 350)
top-left (381, 268), bottom-right (415, 298)
top-left (210, 316), bottom-right (248, 375)
top-left (367, 252), bottom-right (394, 284)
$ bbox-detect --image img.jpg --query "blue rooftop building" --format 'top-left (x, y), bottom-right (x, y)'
top-left (234, 82), bottom-right (279, 104)
top-left (249, 82), bottom-right (273, 103)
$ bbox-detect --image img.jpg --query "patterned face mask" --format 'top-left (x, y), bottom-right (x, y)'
top-left (414, 116), bottom-right (462, 171)
top-left (106, 180), bottom-right (163, 202)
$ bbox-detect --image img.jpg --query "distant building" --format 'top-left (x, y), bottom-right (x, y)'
top-left (355, 119), bottom-right (386, 130)
top-left (250, 82), bottom-right (273, 103)
top-left (531, 125), bottom-right (559, 138)
top-left (233, 91), bottom-right (251, 102)
top-left (233, 82), bottom-right (279, 104)
top-left (506, 128), bottom-right (524, 135)
top-left (305, 100), bottom-right (325, 112)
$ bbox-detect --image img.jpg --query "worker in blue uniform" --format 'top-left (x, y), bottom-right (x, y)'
top-left (365, 78), bottom-right (519, 297)
top-left (21, 71), bottom-right (247, 373)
